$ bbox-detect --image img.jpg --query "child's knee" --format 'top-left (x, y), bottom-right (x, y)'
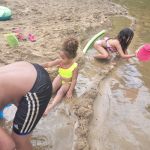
top-left (57, 88), bottom-right (66, 96)
top-left (57, 86), bottom-right (69, 96)
top-left (94, 42), bottom-right (99, 49)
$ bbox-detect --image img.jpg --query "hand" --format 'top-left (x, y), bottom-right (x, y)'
top-left (66, 91), bottom-right (73, 99)
top-left (132, 53), bottom-right (136, 57)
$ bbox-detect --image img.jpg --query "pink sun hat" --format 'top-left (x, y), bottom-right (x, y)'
top-left (136, 44), bottom-right (150, 62)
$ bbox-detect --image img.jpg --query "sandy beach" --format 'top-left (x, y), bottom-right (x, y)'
top-left (0, 0), bottom-right (133, 150)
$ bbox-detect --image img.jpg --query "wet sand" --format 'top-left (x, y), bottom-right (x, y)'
top-left (0, 0), bottom-right (129, 149)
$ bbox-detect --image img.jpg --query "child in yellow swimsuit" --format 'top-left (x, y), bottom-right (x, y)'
top-left (42, 38), bottom-right (79, 115)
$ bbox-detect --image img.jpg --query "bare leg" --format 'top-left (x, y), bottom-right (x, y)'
top-left (12, 131), bottom-right (32, 150)
top-left (0, 127), bottom-right (15, 150)
top-left (52, 75), bottom-right (62, 93)
top-left (42, 76), bottom-right (62, 117)
top-left (44, 84), bottom-right (70, 115)
top-left (93, 43), bottom-right (109, 59)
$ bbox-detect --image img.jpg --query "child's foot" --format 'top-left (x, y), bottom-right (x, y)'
top-left (43, 110), bottom-right (49, 117)
top-left (43, 103), bottom-right (54, 117)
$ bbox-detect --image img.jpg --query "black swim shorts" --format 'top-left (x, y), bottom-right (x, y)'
top-left (13, 63), bottom-right (52, 135)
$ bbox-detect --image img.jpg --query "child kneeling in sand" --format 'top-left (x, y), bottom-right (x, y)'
top-left (42, 38), bottom-right (79, 115)
top-left (94, 28), bottom-right (136, 59)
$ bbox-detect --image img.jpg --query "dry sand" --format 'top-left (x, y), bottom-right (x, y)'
top-left (0, 0), bottom-right (128, 149)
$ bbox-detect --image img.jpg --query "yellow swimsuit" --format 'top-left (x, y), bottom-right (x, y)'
top-left (58, 62), bottom-right (78, 84)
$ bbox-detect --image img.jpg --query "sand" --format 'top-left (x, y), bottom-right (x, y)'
top-left (0, 0), bottom-right (128, 149)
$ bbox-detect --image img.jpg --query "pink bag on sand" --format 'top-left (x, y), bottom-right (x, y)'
top-left (136, 44), bottom-right (150, 62)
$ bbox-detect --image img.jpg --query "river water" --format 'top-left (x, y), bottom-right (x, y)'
top-left (89, 0), bottom-right (150, 150)
top-left (1, 0), bottom-right (150, 150)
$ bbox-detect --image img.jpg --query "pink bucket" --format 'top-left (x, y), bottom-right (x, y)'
top-left (136, 44), bottom-right (150, 62)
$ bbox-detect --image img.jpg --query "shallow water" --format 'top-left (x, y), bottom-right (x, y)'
top-left (1, 0), bottom-right (150, 149)
top-left (89, 0), bottom-right (150, 149)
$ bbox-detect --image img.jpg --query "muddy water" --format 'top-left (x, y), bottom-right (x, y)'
top-left (89, 0), bottom-right (150, 150)
top-left (2, 100), bottom-right (76, 150)
top-left (1, 0), bottom-right (150, 149)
